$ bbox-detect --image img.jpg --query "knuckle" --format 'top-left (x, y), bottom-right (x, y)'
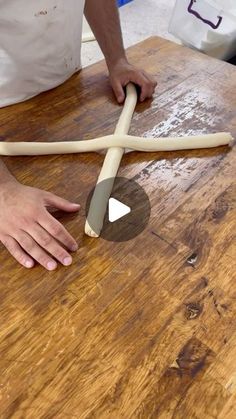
top-left (20, 217), bottom-right (28, 228)
top-left (29, 207), bottom-right (40, 220)
top-left (55, 249), bottom-right (68, 262)
top-left (17, 252), bottom-right (28, 265)
top-left (30, 211), bottom-right (39, 221)
top-left (39, 256), bottom-right (51, 267)
top-left (40, 234), bottom-right (52, 248)
top-left (20, 235), bottom-right (34, 251)
top-left (50, 222), bottom-right (61, 237)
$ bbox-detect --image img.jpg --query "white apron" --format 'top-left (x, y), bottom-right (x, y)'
top-left (0, 0), bottom-right (85, 107)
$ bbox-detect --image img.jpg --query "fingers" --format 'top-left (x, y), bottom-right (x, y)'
top-left (135, 72), bottom-right (157, 102)
top-left (0, 185), bottom-right (80, 271)
top-left (1, 235), bottom-right (34, 269)
top-left (28, 222), bottom-right (74, 267)
top-left (44, 192), bottom-right (80, 213)
top-left (112, 80), bottom-right (125, 104)
top-left (13, 230), bottom-right (60, 271)
top-left (39, 210), bottom-right (78, 252)
top-left (2, 215), bottom-right (78, 271)
top-left (112, 71), bottom-right (157, 104)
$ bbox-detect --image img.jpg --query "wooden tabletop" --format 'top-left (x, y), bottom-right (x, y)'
top-left (0, 36), bottom-right (236, 418)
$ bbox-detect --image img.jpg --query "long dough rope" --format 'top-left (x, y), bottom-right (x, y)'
top-left (84, 83), bottom-right (138, 237)
top-left (0, 132), bottom-right (232, 156)
top-left (0, 83), bottom-right (233, 237)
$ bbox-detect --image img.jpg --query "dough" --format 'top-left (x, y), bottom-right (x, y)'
top-left (0, 132), bottom-right (232, 156)
top-left (84, 83), bottom-right (137, 237)
top-left (1, 83), bottom-right (233, 238)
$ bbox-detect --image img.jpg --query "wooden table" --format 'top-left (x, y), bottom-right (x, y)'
top-left (0, 37), bottom-right (235, 418)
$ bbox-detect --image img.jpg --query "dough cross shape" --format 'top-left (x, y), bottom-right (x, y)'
top-left (0, 83), bottom-right (233, 237)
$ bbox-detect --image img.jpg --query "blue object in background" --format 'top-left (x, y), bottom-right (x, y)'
top-left (117, 0), bottom-right (133, 6)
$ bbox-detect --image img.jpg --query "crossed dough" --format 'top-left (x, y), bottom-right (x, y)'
top-left (0, 84), bottom-right (233, 237)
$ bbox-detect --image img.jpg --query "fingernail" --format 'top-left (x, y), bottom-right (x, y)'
top-left (63, 256), bottom-right (72, 266)
top-left (47, 261), bottom-right (57, 271)
top-left (71, 244), bottom-right (78, 252)
top-left (25, 260), bottom-right (34, 268)
top-left (72, 203), bottom-right (80, 207)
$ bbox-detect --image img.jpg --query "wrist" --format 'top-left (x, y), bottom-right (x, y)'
top-left (106, 55), bottom-right (128, 72)
top-left (0, 170), bottom-right (18, 188)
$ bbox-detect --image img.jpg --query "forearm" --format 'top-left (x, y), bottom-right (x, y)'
top-left (0, 159), bottom-right (17, 186)
top-left (84, 0), bottom-right (127, 69)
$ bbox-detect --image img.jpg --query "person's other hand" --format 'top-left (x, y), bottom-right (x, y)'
top-left (0, 180), bottom-right (80, 270)
top-left (109, 58), bottom-right (157, 103)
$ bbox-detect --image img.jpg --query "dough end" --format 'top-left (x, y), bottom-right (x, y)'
top-left (84, 221), bottom-right (100, 238)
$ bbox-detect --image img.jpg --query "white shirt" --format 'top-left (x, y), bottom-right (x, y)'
top-left (0, 0), bottom-right (85, 108)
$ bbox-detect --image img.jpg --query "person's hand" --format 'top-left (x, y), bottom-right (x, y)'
top-left (108, 58), bottom-right (157, 103)
top-left (0, 180), bottom-right (80, 270)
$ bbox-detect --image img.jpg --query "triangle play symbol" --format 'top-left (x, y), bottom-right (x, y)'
top-left (108, 198), bottom-right (131, 223)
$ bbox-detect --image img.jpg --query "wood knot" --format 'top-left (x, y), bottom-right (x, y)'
top-left (211, 195), bottom-right (229, 222)
top-left (186, 252), bottom-right (198, 266)
top-left (61, 298), bottom-right (68, 305)
top-left (185, 302), bottom-right (203, 320)
top-left (201, 277), bottom-right (209, 287)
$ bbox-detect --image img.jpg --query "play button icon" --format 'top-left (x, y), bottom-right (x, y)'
top-left (108, 198), bottom-right (131, 223)
top-left (86, 177), bottom-right (151, 242)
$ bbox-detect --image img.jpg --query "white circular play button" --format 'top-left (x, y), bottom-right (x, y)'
top-left (86, 177), bottom-right (151, 242)
top-left (108, 198), bottom-right (131, 223)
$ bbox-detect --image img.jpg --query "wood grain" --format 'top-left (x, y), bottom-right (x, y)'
top-left (0, 36), bottom-right (235, 418)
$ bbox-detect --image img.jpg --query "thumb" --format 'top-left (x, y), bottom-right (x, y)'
top-left (112, 80), bottom-right (125, 104)
top-left (44, 192), bottom-right (80, 212)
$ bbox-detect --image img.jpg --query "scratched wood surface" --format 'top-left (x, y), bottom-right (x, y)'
top-left (0, 37), bottom-right (235, 418)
